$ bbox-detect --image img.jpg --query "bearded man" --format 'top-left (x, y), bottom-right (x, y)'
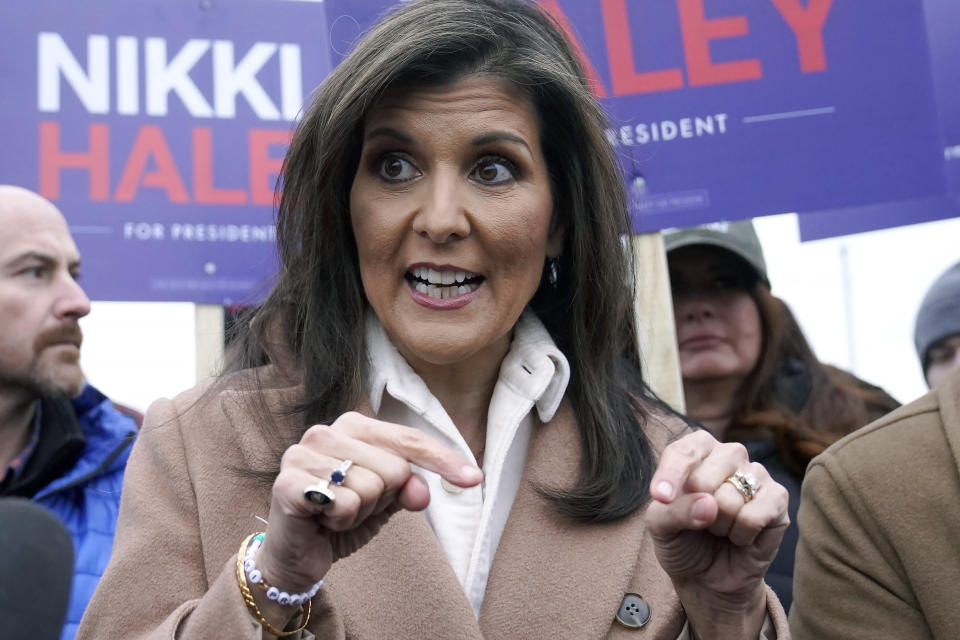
top-left (0, 185), bottom-right (136, 640)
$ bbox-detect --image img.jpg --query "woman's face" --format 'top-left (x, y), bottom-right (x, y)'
top-left (349, 75), bottom-right (562, 372)
top-left (669, 246), bottom-right (762, 385)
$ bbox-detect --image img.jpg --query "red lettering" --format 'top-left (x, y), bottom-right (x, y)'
top-left (771, 0), bottom-right (832, 73)
top-left (249, 129), bottom-right (292, 206)
top-left (39, 122), bottom-right (109, 201)
top-left (537, 0), bottom-right (609, 97)
top-left (601, 0), bottom-right (684, 95)
top-left (114, 125), bottom-right (189, 203)
top-left (678, 0), bottom-right (762, 86)
top-left (192, 127), bottom-right (247, 205)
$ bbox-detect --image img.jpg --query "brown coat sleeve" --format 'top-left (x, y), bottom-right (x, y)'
top-left (789, 381), bottom-right (960, 640)
top-left (76, 395), bottom-right (307, 640)
top-left (789, 458), bottom-right (931, 639)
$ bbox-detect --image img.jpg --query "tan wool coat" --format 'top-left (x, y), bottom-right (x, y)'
top-left (790, 365), bottom-right (960, 639)
top-left (79, 367), bottom-right (789, 639)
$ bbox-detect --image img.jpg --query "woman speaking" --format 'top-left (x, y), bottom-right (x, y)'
top-left (80, 1), bottom-right (789, 638)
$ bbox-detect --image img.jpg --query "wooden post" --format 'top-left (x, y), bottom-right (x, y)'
top-left (195, 304), bottom-right (225, 383)
top-left (631, 233), bottom-right (685, 413)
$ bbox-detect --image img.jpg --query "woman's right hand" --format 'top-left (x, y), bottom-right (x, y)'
top-left (255, 411), bottom-right (483, 595)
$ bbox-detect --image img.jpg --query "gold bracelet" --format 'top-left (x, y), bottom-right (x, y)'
top-left (236, 532), bottom-right (312, 637)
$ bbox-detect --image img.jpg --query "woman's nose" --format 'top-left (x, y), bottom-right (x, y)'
top-left (411, 172), bottom-right (470, 244)
top-left (675, 296), bottom-right (714, 322)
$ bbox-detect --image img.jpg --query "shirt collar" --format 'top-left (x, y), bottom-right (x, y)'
top-left (364, 310), bottom-right (570, 423)
top-left (1, 404), bottom-right (43, 487)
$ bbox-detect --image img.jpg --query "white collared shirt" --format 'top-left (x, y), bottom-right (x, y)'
top-left (364, 310), bottom-right (570, 617)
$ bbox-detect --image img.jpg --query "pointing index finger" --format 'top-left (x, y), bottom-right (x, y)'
top-left (650, 430), bottom-right (718, 503)
top-left (340, 414), bottom-right (483, 487)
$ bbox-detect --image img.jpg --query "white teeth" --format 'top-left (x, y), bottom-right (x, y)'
top-left (409, 266), bottom-right (480, 287)
top-left (413, 279), bottom-right (481, 300)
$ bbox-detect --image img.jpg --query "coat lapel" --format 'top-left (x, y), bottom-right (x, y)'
top-left (480, 401), bottom-right (685, 639)
top-left (220, 376), bottom-right (687, 638)
top-left (220, 380), bottom-right (485, 639)
top-left (325, 510), bottom-right (484, 639)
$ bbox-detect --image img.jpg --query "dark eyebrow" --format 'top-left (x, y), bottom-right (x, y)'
top-left (364, 126), bottom-right (416, 145)
top-left (471, 132), bottom-right (532, 155)
top-left (5, 251), bottom-right (54, 270)
top-left (4, 251), bottom-right (80, 273)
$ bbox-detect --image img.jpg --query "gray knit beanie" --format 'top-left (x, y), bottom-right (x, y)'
top-left (914, 260), bottom-right (960, 369)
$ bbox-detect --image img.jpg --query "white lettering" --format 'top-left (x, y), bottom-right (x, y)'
top-left (38, 34), bottom-right (303, 121)
top-left (636, 124), bottom-right (649, 145)
top-left (695, 116), bottom-right (714, 135)
top-left (213, 41), bottom-right (281, 120)
top-left (145, 38), bottom-right (213, 117)
top-left (169, 223), bottom-right (276, 242)
top-left (606, 113), bottom-right (730, 147)
top-left (660, 120), bottom-right (678, 141)
top-left (123, 222), bottom-right (166, 240)
top-left (715, 113), bottom-right (729, 133)
top-left (38, 33), bottom-right (109, 113)
top-left (116, 37), bottom-right (139, 115)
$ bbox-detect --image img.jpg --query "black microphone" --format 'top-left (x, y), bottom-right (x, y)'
top-left (0, 498), bottom-right (74, 640)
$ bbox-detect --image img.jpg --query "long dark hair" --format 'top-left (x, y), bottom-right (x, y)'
top-left (227, 0), bottom-right (664, 521)
top-left (727, 284), bottom-right (899, 475)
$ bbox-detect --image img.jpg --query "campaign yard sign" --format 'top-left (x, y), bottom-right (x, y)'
top-left (798, 0), bottom-right (960, 241)
top-left (0, 0), bottom-right (948, 302)
top-left (0, 0), bottom-right (330, 303)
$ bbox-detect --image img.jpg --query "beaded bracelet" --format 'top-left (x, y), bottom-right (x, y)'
top-left (243, 533), bottom-right (324, 606)
top-left (235, 532), bottom-right (318, 637)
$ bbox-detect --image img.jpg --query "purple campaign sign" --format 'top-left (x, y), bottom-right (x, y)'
top-left (0, 0), bottom-right (949, 301)
top-left (328, 0), bottom-right (947, 235)
top-left (799, 0), bottom-right (960, 241)
top-left (539, 0), bottom-right (946, 233)
top-left (0, 0), bottom-right (330, 303)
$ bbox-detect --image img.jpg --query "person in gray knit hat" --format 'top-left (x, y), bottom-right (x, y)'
top-left (663, 218), bottom-right (899, 612)
top-left (914, 260), bottom-right (960, 389)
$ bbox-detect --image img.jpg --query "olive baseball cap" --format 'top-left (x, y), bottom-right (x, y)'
top-left (662, 219), bottom-right (769, 287)
top-left (914, 260), bottom-right (960, 369)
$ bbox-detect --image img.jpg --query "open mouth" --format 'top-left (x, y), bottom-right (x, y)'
top-left (405, 266), bottom-right (484, 300)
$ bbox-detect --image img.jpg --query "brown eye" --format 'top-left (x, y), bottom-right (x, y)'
top-left (378, 155), bottom-right (419, 182)
top-left (384, 158), bottom-right (403, 177)
top-left (477, 162), bottom-right (499, 182)
top-left (471, 157), bottom-right (515, 184)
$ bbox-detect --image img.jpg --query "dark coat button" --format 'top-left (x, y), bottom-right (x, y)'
top-left (615, 593), bottom-right (651, 629)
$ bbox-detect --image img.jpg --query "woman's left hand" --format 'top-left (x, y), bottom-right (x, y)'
top-left (645, 430), bottom-right (789, 638)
